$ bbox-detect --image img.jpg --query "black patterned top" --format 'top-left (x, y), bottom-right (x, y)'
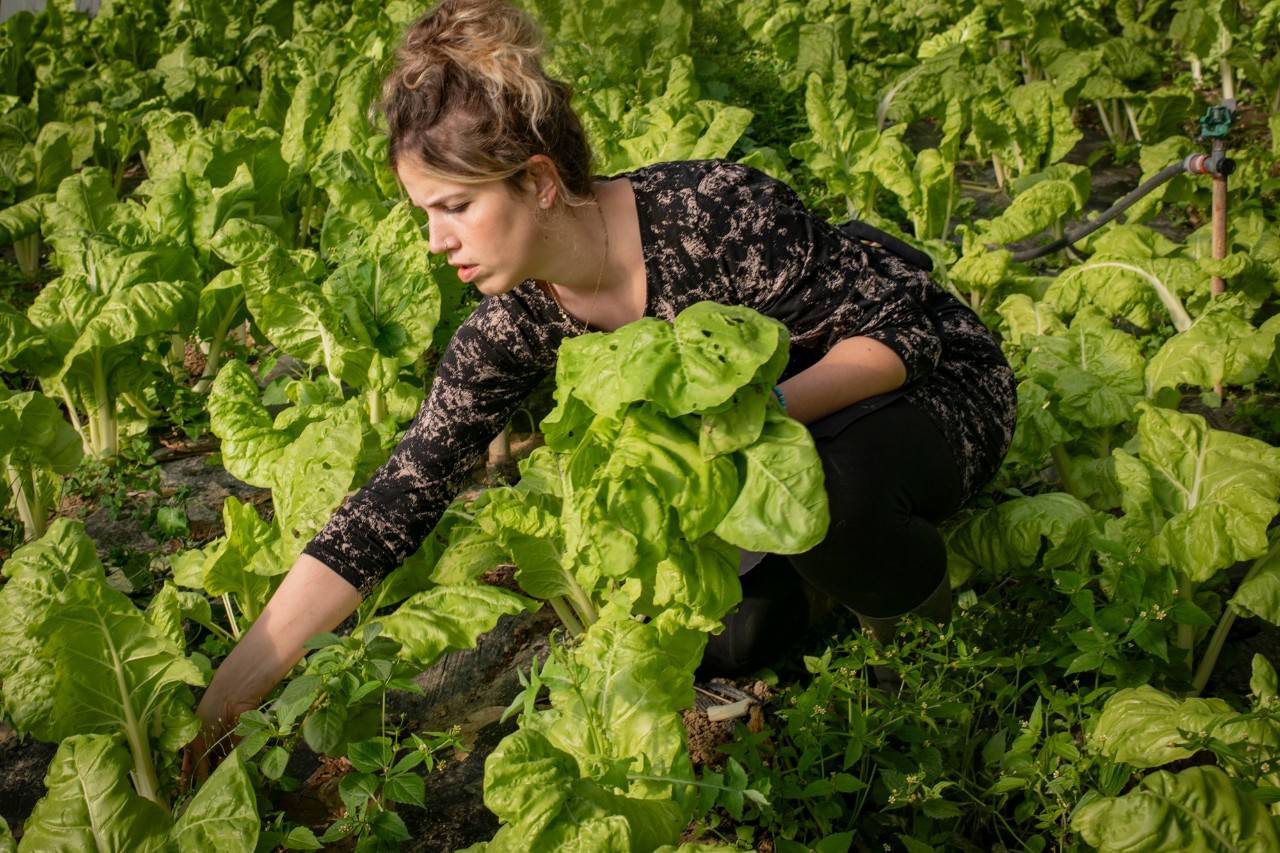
top-left (304, 160), bottom-right (1017, 595)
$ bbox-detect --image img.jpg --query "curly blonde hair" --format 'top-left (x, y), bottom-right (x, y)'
top-left (377, 0), bottom-right (595, 206)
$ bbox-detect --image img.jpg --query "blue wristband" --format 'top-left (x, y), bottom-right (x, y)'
top-left (772, 385), bottom-right (787, 412)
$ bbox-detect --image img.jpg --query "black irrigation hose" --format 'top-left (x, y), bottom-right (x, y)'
top-left (1006, 159), bottom-right (1194, 263)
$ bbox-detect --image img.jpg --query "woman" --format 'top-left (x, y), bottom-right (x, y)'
top-left (190, 0), bottom-right (1016, 768)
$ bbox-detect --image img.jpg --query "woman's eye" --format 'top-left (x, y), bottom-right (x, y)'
top-left (445, 203), bottom-right (469, 214)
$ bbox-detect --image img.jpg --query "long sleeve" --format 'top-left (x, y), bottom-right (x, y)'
top-left (303, 295), bottom-right (555, 596)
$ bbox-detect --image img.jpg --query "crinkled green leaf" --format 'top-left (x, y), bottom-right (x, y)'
top-left (1115, 404), bottom-right (1280, 583)
top-left (1046, 256), bottom-right (1201, 331)
top-left (0, 387), bottom-right (82, 472)
top-left (18, 735), bottom-right (171, 853)
top-left (1025, 312), bottom-right (1145, 429)
top-left (1229, 539), bottom-right (1280, 624)
top-left (1147, 295), bottom-right (1280, 396)
top-left (0, 520), bottom-right (103, 733)
top-left (946, 493), bottom-right (1098, 586)
top-left (1072, 766), bottom-right (1280, 853)
top-left (32, 574), bottom-right (204, 745)
top-left (1002, 379), bottom-right (1072, 470)
top-left (482, 728), bottom-right (677, 852)
top-left (528, 615), bottom-right (700, 797)
top-left (978, 179), bottom-right (1087, 246)
top-left (173, 747), bottom-right (259, 853)
top-left (0, 193), bottom-right (49, 244)
top-left (550, 302), bottom-right (788, 421)
top-left (997, 295), bottom-right (1066, 348)
top-left (714, 406), bottom-right (828, 553)
top-left (378, 584), bottom-right (538, 668)
top-left (950, 249), bottom-right (1013, 293)
top-left (1090, 686), bottom-right (1241, 767)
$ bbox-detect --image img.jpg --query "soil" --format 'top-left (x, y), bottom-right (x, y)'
top-left (0, 725), bottom-right (56, 834)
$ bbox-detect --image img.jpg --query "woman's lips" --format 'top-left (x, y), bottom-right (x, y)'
top-left (456, 264), bottom-right (478, 282)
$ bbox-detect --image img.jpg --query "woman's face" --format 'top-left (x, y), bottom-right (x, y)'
top-left (396, 155), bottom-right (545, 297)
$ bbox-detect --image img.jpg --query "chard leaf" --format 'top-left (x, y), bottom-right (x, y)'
top-left (56, 279), bottom-right (198, 388)
top-left (0, 300), bottom-right (49, 370)
top-left (1045, 256), bottom-right (1200, 331)
top-left (950, 249), bottom-right (1013, 294)
top-left (714, 406), bottom-right (829, 553)
top-left (1002, 380), bottom-right (1072, 470)
top-left (242, 248), bottom-right (373, 388)
top-left (1146, 295), bottom-right (1280, 396)
top-left (550, 302), bottom-right (788, 421)
top-left (605, 406), bottom-right (738, 541)
top-left (698, 383), bottom-right (769, 458)
top-left (1114, 405), bottom-right (1280, 583)
top-left (1229, 539), bottom-right (1280, 625)
top-left (281, 73), bottom-right (334, 178)
top-left (173, 747), bottom-right (259, 853)
top-left (997, 295), bottom-right (1066, 349)
top-left (18, 735), bottom-right (171, 853)
top-left (1025, 312), bottom-right (1145, 429)
top-left (271, 403), bottom-right (365, 557)
top-left (1089, 686), bottom-right (1243, 767)
top-left (1072, 766), bottom-right (1280, 853)
top-left (945, 493), bottom-right (1098, 586)
top-left (0, 520), bottom-right (103, 733)
top-left (33, 574), bottom-right (204, 748)
top-left (377, 583), bottom-right (538, 668)
top-left (482, 728), bottom-right (680, 852)
top-left (145, 583), bottom-right (214, 651)
top-left (0, 193), bottom-right (49, 243)
top-left (977, 177), bottom-right (1087, 246)
top-left (648, 537), bottom-right (741, 634)
top-left (207, 360), bottom-right (294, 488)
top-left (1252, 654), bottom-right (1279, 704)
top-left (321, 201), bottom-right (441, 386)
top-left (0, 387), bottom-right (82, 473)
top-left (476, 490), bottom-right (572, 600)
top-left (529, 616), bottom-right (700, 798)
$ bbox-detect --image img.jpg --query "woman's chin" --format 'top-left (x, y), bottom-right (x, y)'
top-left (473, 274), bottom-right (520, 297)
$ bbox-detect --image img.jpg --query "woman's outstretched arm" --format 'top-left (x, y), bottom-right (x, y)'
top-left (187, 554), bottom-right (360, 776)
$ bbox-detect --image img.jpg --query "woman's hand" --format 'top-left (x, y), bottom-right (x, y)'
top-left (179, 554), bottom-right (361, 789)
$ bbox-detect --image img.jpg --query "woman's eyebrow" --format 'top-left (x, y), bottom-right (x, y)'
top-left (423, 192), bottom-right (467, 208)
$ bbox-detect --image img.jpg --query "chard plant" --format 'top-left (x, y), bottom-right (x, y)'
top-left (0, 384), bottom-right (82, 540)
top-left (0, 520), bottom-right (260, 849)
top-left (357, 302), bottom-right (826, 849)
top-left (0, 110), bottom-right (93, 279)
top-left (19, 168), bottom-right (202, 456)
top-left (1074, 655), bottom-right (1280, 851)
top-left (172, 358), bottom-right (380, 630)
top-left (230, 201), bottom-right (446, 425)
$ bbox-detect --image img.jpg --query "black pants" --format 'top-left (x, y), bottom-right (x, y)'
top-left (701, 397), bottom-right (965, 676)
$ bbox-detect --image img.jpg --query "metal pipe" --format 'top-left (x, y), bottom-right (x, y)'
top-left (1211, 138), bottom-right (1229, 400)
top-left (1210, 139), bottom-right (1229, 297)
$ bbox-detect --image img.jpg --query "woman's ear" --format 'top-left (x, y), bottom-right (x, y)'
top-left (524, 154), bottom-right (561, 209)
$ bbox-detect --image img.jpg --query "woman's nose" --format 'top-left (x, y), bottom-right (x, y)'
top-left (427, 224), bottom-right (457, 256)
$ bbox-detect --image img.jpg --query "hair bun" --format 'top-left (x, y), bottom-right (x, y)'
top-left (378, 0), bottom-right (594, 204)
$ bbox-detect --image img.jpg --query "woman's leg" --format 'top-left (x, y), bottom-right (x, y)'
top-left (789, 397), bottom-right (964, 619)
top-left (698, 553), bottom-right (813, 677)
top-left (700, 398), bottom-right (964, 676)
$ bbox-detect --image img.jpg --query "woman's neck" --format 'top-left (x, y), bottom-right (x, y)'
top-left (539, 178), bottom-right (647, 330)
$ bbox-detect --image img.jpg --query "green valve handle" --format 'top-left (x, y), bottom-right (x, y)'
top-left (1199, 102), bottom-right (1235, 139)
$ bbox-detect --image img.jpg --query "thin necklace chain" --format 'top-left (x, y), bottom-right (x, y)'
top-left (550, 198), bottom-right (609, 333)
top-left (584, 199), bottom-right (610, 331)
